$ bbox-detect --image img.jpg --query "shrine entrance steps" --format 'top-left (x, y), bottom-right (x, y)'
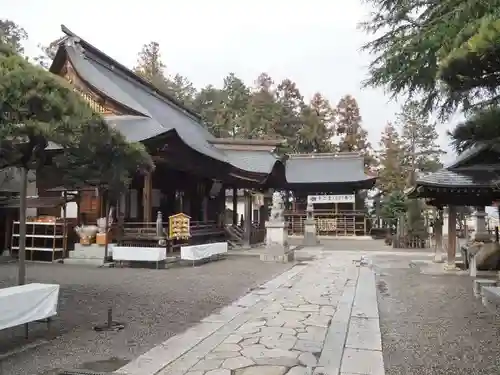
top-left (225, 225), bottom-right (245, 249)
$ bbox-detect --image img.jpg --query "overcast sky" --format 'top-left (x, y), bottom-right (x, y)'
top-left (2, 0), bottom-right (459, 162)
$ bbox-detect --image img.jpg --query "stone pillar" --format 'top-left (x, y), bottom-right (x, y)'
top-left (303, 202), bottom-right (318, 246)
top-left (433, 209), bottom-right (444, 263)
top-left (446, 205), bottom-right (457, 268)
top-left (261, 191), bottom-right (294, 263)
top-left (474, 206), bottom-right (490, 242)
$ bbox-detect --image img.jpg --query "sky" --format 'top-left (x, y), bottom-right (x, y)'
top-left (1, 0), bottom-right (459, 163)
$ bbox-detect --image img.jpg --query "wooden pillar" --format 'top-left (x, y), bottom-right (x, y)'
top-left (243, 190), bottom-right (252, 247)
top-left (433, 209), bottom-right (444, 263)
top-left (142, 171), bottom-right (152, 222)
top-left (232, 187), bottom-right (238, 225)
top-left (447, 205), bottom-right (457, 267)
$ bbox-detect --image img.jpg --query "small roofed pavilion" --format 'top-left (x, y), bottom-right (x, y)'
top-left (408, 143), bottom-right (500, 268)
top-left (281, 153), bottom-right (376, 237)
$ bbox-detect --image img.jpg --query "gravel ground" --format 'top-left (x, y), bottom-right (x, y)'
top-left (374, 255), bottom-right (500, 375)
top-left (0, 258), bottom-right (291, 375)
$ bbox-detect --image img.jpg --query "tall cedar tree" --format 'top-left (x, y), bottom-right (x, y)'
top-left (134, 41), bottom-right (195, 106)
top-left (242, 73), bottom-right (281, 139)
top-left (396, 101), bottom-right (444, 182)
top-left (377, 122), bottom-right (405, 194)
top-left (299, 93), bottom-right (335, 153)
top-left (335, 95), bottom-right (375, 171)
top-left (274, 79), bottom-right (306, 153)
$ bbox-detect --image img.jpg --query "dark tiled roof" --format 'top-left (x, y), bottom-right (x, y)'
top-left (416, 168), bottom-right (500, 188)
top-left (54, 29), bottom-right (228, 164)
top-left (223, 150), bottom-right (281, 174)
top-left (285, 153), bottom-right (375, 184)
top-left (444, 143), bottom-right (488, 169)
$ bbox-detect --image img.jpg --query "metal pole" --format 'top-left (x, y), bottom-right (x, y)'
top-left (18, 167), bottom-right (28, 285)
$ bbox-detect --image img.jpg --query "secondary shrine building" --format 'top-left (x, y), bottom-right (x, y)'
top-left (1, 26), bottom-right (377, 262)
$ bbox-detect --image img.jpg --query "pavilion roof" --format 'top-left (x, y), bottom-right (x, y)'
top-left (283, 153), bottom-right (376, 189)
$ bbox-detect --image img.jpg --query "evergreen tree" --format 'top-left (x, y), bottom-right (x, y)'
top-left (0, 19), bottom-right (27, 54)
top-left (0, 41), bottom-right (153, 284)
top-left (192, 85), bottom-right (227, 136)
top-left (335, 95), bottom-right (376, 171)
top-left (377, 122), bottom-right (405, 194)
top-left (274, 79), bottom-right (306, 153)
top-left (242, 73), bottom-right (281, 139)
top-left (396, 100), bottom-right (445, 181)
top-left (299, 93), bottom-right (335, 153)
top-left (134, 41), bottom-right (195, 106)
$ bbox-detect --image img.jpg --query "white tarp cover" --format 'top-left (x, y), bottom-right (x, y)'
top-left (0, 283), bottom-right (60, 330)
top-left (181, 242), bottom-right (228, 261)
top-left (112, 246), bottom-right (166, 262)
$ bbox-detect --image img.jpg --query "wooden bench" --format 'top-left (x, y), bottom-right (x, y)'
top-left (0, 283), bottom-right (60, 337)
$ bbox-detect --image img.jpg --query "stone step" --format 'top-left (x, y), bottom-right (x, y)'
top-left (63, 258), bottom-right (106, 266)
top-left (473, 279), bottom-right (497, 297)
top-left (481, 286), bottom-right (500, 312)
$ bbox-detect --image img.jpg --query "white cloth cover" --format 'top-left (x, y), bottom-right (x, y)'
top-left (112, 246), bottom-right (166, 262)
top-left (0, 283), bottom-right (60, 330)
top-left (181, 242), bottom-right (228, 261)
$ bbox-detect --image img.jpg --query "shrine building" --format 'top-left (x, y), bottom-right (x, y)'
top-left (1, 25), bottom-right (377, 263)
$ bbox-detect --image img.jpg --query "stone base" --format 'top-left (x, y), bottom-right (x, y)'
top-left (64, 257), bottom-right (107, 266)
top-left (444, 263), bottom-right (460, 271)
top-left (433, 250), bottom-right (445, 263)
top-left (66, 243), bottom-right (111, 266)
top-left (260, 250), bottom-right (294, 263)
top-left (474, 232), bottom-right (491, 242)
top-left (303, 220), bottom-right (319, 247)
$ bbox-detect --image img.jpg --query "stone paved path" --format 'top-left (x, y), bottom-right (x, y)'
top-left (116, 253), bottom-right (384, 375)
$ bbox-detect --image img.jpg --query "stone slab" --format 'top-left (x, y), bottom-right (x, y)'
top-left (345, 317), bottom-right (382, 351)
top-left (341, 348), bottom-right (384, 375)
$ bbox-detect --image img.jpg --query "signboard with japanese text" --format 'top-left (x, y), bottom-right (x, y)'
top-left (307, 194), bottom-right (355, 204)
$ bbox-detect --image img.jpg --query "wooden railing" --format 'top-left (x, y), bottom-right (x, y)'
top-left (117, 220), bottom-right (225, 251)
top-left (284, 210), bottom-right (369, 236)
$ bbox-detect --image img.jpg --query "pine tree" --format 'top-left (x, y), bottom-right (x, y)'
top-left (335, 95), bottom-right (376, 171)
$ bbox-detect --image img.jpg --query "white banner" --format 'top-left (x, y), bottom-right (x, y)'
top-left (0, 283), bottom-right (60, 330)
top-left (181, 242), bottom-right (228, 261)
top-left (307, 194), bottom-right (355, 204)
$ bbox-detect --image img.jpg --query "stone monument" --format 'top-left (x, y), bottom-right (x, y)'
top-left (261, 191), bottom-right (294, 262)
top-left (303, 201), bottom-right (319, 246)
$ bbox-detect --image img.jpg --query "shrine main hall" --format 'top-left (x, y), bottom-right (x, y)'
top-left (2, 25), bottom-right (377, 264)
